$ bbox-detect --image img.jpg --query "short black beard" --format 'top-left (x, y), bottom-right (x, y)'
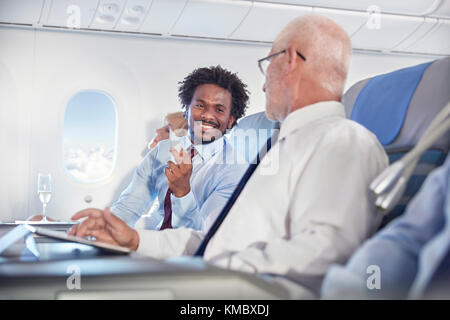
top-left (202, 136), bottom-right (216, 145)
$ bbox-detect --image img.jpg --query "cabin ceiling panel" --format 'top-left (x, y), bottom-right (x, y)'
top-left (170, 0), bottom-right (252, 39)
top-left (0, 0), bottom-right (44, 25)
top-left (312, 7), bottom-right (368, 37)
top-left (252, 0), bottom-right (439, 16)
top-left (44, 0), bottom-right (98, 29)
top-left (0, 0), bottom-right (448, 57)
top-left (402, 19), bottom-right (450, 55)
top-left (139, 0), bottom-right (187, 35)
top-left (393, 18), bottom-right (439, 52)
top-left (429, 0), bottom-right (450, 18)
top-left (351, 15), bottom-right (425, 51)
top-left (230, 2), bottom-right (311, 42)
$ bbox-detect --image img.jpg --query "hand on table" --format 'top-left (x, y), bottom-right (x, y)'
top-left (69, 207), bottom-right (139, 251)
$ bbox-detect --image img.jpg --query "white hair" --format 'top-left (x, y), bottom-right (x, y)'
top-left (278, 15), bottom-right (352, 97)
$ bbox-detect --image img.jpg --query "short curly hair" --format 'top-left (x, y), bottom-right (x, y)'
top-left (178, 65), bottom-right (249, 126)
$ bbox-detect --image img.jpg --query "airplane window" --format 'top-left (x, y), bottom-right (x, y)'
top-left (63, 90), bottom-right (117, 183)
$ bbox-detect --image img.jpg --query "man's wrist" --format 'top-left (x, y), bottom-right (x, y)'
top-left (173, 186), bottom-right (191, 198)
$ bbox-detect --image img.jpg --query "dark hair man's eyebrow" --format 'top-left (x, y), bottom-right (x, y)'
top-left (195, 98), bottom-right (227, 108)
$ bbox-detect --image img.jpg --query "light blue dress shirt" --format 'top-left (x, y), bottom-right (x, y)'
top-left (321, 154), bottom-right (450, 299)
top-left (228, 111), bottom-right (280, 164)
top-left (110, 136), bottom-right (248, 231)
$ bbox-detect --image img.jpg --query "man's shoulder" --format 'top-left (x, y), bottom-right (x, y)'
top-left (235, 111), bottom-right (279, 131)
top-left (288, 115), bottom-right (386, 160)
top-left (319, 116), bottom-right (381, 144)
top-left (319, 117), bottom-right (388, 163)
top-left (223, 136), bottom-right (250, 163)
top-left (202, 137), bottom-right (249, 177)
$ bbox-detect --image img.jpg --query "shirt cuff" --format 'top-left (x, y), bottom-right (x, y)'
top-left (171, 189), bottom-right (198, 216)
top-left (135, 227), bottom-right (204, 259)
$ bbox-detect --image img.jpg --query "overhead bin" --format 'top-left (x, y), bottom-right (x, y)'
top-left (0, 0), bottom-right (44, 25)
top-left (351, 14), bottom-right (425, 51)
top-left (429, 0), bottom-right (450, 18)
top-left (400, 19), bottom-right (450, 55)
top-left (393, 18), bottom-right (439, 52)
top-left (0, 0), bottom-right (448, 56)
top-left (253, 0), bottom-right (439, 16)
top-left (139, 0), bottom-right (187, 35)
top-left (230, 2), bottom-right (311, 42)
top-left (170, 0), bottom-right (252, 39)
top-left (312, 7), bottom-right (368, 37)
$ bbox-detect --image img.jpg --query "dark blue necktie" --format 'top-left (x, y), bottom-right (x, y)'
top-left (194, 136), bottom-right (273, 257)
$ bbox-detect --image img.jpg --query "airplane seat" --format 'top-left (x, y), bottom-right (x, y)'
top-left (342, 57), bottom-right (450, 229)
top-left (228, 111), bottom-right (280, 163)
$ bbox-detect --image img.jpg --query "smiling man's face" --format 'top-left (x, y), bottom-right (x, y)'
top-left (186, 83), bottom-right (235, 145)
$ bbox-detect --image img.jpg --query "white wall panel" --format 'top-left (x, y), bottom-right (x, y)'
top-left (0, 28), bottom-right (35, 222)
top-left (345, 52), bottom-right (432, 92)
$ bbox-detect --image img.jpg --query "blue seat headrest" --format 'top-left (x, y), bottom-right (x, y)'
top-left (350, 62), bottom-right (432, 146)
top-left (343, 57), bottom-right (450, 152)
top-left (343, 57), bottom-right (450, 227)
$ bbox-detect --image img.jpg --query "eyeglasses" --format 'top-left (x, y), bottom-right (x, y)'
top-left (257, 49), bottom-right (307, 76)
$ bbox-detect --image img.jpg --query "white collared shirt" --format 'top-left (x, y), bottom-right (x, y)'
top-left (136, 101), bottom-right (388, 298)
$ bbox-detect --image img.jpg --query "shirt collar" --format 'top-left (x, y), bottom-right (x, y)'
top-left (181, 135), bottom-right (225, 162)
top-left (278, 101), bottom-right (346, 141)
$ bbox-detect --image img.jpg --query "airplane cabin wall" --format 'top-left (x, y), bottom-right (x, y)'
top-left (0, 26), bottom-right (435, 222)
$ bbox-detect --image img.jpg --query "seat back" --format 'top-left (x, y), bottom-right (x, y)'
top-left (342, 57), bottom-right (450, 228)
top-left (228, 111), bottom-right (280, 163)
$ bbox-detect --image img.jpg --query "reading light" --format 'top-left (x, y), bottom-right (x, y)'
top-left (96, 15), bottom-right (115, 23)
top-left (127, 5), bottom-right (145, 16)
top-left (102, 3), bottom-right (119, 15)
